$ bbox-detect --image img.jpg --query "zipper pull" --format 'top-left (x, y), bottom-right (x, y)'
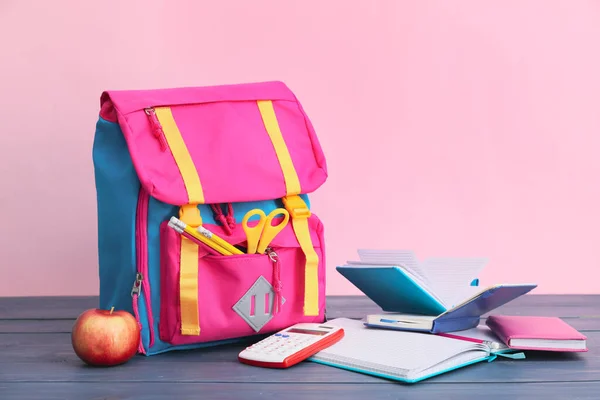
top-left (130, 272), bottom-right (146, 354)
top-left (144, 108), bottom-right (167, 151)
top-left (266, 248), bottom-right (283, 315)
top-left (266, 247), bottom-right (278, 263)
top-left (131, 272), bottom-right (143, 297)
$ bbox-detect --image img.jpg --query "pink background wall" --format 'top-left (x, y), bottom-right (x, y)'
top-left (1, 1), bottom-right (599, 297)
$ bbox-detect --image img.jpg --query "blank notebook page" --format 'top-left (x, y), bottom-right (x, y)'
top-left (312, 318), bottom-right (489, 380)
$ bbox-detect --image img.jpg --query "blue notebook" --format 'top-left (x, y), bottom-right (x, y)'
top-left (308, 318), bottom-right (523, 383)
top-left (337, 250), bottom-right (537, 333)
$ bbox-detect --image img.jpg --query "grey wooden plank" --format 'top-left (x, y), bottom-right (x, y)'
top-left (1, 315), bottom-right (598, 334)
top-left (0, 320), bottom-right (75, 333)
top-left (1, 382), bottom-right (599, 400)
top-left (2, 295), bottom-right (599, 320)
top-left (0, 332), bottom-right (596, 384)
top-left (0, 296), bottom-right (98, 319)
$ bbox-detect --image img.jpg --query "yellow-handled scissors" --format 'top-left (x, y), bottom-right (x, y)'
top-left (242, 208), bottom-right (290, 254)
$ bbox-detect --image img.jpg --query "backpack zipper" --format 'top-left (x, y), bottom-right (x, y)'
top-left (144, 107), bottom-right (168, 151)
top-left (267, 247), bottom-right (283, 315)
top-left (133, 187), bottom-right (155, 350)
top-left (130, 272), bottom-right (145, 354)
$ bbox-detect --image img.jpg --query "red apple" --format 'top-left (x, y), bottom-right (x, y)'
top-left (71, 307), bottom-right (140, 366)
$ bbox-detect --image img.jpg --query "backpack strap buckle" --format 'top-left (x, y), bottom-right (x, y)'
top-left (282, 195), bottom-right (311, 219)
top-left (179, 204), bottom-right (202, 227)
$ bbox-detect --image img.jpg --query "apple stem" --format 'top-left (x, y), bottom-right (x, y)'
top-left (110, 306), bottom-right (114, 315)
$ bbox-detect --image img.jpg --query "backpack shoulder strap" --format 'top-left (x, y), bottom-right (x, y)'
top-left (153, 106), bottom-right (203, 335)
top-left (257, 100), bottom-right (320, 316)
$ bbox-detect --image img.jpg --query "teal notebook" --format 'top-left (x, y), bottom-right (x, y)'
top-left (336, 250), bottom-right (537, 333)
top-left (308, 318), bottom-right (521, 383)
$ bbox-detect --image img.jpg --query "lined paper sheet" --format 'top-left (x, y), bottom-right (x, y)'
top-left (311, 318), bottom-right (490, 381)
top-left (352, 249), bottom-right (438, 297)
top-left (419, 258), bottom-right (487, 307)
top-left (352, 251), bottom-right (487, 308)
top-left (357, 249), bottom-right (419, 270)
top-left (355, 250), bottom-right (425, 279)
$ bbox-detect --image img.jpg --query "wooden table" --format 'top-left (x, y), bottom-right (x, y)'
top-left (0, 295), bottom-right (597, 399)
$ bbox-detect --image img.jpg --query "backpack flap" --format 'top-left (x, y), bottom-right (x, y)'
top-left (99, 81), bottom-right (327, 208)
top-left (99, 81), bottom-right (326, 324)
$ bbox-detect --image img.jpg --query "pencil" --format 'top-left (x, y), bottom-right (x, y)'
top-left (197, 226), bottom-right (244, 255)
top-left (168, 217), bottom-right (232, 256)
top-left (180, 230), bottom-right (221, 256)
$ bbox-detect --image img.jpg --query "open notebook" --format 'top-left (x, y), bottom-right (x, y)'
top-left (308, 318), bottom-right (517, 383)
top-left (338, 250), bottom-right (537, 333)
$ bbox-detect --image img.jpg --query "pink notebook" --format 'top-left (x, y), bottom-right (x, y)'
top-left (485, 315), bottom-right (587, 352)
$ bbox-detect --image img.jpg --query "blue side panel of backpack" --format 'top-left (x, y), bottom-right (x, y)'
top-left (93, 117), bottom-right (311, 355)
top-left (92, 117), bottom-right (139, 316)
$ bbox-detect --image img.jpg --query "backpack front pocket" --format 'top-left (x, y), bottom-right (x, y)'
top-left (158, 215), bottom-right (326, 346)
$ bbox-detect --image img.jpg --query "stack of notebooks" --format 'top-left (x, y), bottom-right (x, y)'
top-left (306, 249), bottom-right (587, 384)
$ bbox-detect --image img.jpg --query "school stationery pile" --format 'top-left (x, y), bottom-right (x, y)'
top-left (308, 249), bottom-right (587, 383)
top-left (337, 249), bottom-right (537, 333)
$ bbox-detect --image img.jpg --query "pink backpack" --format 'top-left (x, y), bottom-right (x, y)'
top-left (92, 81), bottom-right (328, 355)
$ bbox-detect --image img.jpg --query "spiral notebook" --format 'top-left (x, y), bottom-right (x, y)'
top-left (308, 318), bottom-right (516, 383)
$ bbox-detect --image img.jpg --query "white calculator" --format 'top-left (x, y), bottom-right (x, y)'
top-left (238, 323), bottom-right (345, 368)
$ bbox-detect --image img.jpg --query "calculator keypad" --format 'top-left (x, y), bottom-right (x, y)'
top-left (240, 332), bottom-right (321, 362)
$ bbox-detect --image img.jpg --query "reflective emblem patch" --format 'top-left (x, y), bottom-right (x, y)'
top-left (233, 276), bottom-right (285, 332)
